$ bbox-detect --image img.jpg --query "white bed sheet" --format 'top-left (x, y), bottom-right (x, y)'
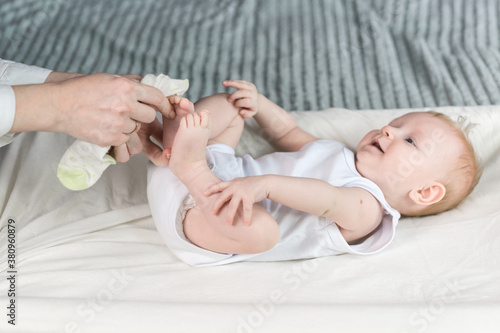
top-left (1, 106), bottom-right (499, 333)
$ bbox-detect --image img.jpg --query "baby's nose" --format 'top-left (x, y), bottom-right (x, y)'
top-left (381, 125), bottom-right (395, 139)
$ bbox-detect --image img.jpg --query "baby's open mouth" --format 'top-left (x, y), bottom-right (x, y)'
top-left (372, 140), bottom-right (384, 153)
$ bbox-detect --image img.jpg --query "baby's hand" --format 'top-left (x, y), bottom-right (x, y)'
top-left (203, 176), bottom-right (269, 226)
top-left (223, 80), bottom-right (260, 119)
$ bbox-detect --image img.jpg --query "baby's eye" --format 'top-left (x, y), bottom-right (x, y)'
top-left (405, 138), bottom-right (415, 146)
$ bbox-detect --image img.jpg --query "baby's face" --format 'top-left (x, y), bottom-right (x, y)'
top-left (355, 112), bottom-right (462, 203)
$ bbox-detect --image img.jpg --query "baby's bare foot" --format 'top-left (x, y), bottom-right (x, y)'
top-left (169, 110), bottom-right (211, 181)
top-left (163, 96), bottom-right (195, 149)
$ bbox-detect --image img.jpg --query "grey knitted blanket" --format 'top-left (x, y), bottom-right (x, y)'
top-left (1, 0), bottom-right (499, 111)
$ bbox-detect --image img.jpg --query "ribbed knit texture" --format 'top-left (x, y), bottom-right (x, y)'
top-left (1, 0), bottom-right (500, 111)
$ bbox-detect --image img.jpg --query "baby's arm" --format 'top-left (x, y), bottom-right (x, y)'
top-left (223, 80), bottom-right (317, 152)
top-left (205, 174), bottom-right (384, 243)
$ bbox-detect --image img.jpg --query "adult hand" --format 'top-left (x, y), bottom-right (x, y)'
top-left (53, 73), bottom-right (173, 146)
top-left (45, 71), bottom-right (143, 86)
top-left (136, 117), bottom-right (171, 166)
top-left (113, 74), bottom-right (175, 164)
top-left (102, 74), bottom-right (149, 163)
top-left (47, 71), bottom-right (153, 163)
top-left (10, 73), bottom-right (174, 150)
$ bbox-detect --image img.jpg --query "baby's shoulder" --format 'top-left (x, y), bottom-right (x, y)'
top-left (335, 187), bottom-right (385, 244)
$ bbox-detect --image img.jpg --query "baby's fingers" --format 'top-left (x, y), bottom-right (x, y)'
top-left (225, 196), bottom-right (242, 225)
top-left (210, 189), bottom-right (233, 216)
top-left (233, 98), bottom-right (254, 109)
top-left (204, 181), bottom-right (229, 196)
top-left (243, 200), bottom-right (253, 225)
top-left (227, 89), bottom-right (250, 103)
top-left (238, 109), bottom-right (255, 119)
top-left (223, 80), bottom-right (254, 90)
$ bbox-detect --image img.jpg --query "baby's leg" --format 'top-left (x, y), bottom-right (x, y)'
top-left (169, 111), bottom-right (279, 255)
top-left (163, 93), bottom-right (243, 151)
top-left (194, 93), bottom-right (244, 150)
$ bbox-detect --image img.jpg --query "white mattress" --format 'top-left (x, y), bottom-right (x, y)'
top-left (1, 106), bottom-right (499, 332)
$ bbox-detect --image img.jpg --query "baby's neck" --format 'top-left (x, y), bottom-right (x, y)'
top-left (354, 164), bottom-right (405, 213)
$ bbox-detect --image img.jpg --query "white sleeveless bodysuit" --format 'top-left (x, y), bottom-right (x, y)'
top-left (147, 140), bottom-right (400, 266)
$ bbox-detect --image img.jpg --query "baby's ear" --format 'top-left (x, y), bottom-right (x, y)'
top-left (409, 182), bottom-right (446, 206)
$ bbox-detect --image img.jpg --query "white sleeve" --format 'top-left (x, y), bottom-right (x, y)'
top-left (0, 58), bottom-right (52, 85)
top-left (0, 85), bottom-right (17, 147)
top-left (0, 59), bottom-right (53, 147)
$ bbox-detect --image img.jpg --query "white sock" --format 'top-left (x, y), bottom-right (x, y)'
top-left (57, 142), bottom-right (116, 191)
top-left (57, 74), bottom-right (189, 191)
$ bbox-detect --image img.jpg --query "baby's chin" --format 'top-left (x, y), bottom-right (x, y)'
top-left (353, 145), bottom-right (375, 173)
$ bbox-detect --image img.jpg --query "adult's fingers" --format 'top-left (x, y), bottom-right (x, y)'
top-left (134, 83), bottom-right (174, 119)
top-left (112, 144), bottom-right (130, 163)
top-left (143, 140), bottom-right (170, 166)
top-left (138, 118), bottom-right (163, 143)
top-left (123, 120), bottom-right (141, 135)
top-left (136, 118), bottom-right (170, 166)
top-left (111, 133), bottom-right (142, 162)
top-left (126, 132), bottom-right (143, 155)
top-left (129, 102), bottom-right (157, 124)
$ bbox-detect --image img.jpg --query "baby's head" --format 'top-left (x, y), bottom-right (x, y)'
top-left (355, 111), bottom-right (481, 216)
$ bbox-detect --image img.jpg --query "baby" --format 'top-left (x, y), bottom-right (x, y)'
top-left (147, 80), bottom-right (481, 266)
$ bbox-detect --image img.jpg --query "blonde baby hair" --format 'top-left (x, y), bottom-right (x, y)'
top-left (413, 111), bottom-right (482, 216)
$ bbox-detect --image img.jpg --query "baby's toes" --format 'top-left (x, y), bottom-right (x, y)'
top-left (181, 113), bottom-right (193, 129)
top-left (199, 110), bottom-right (210, 129)
top-left (179, 97), bottom-right (195, 113)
